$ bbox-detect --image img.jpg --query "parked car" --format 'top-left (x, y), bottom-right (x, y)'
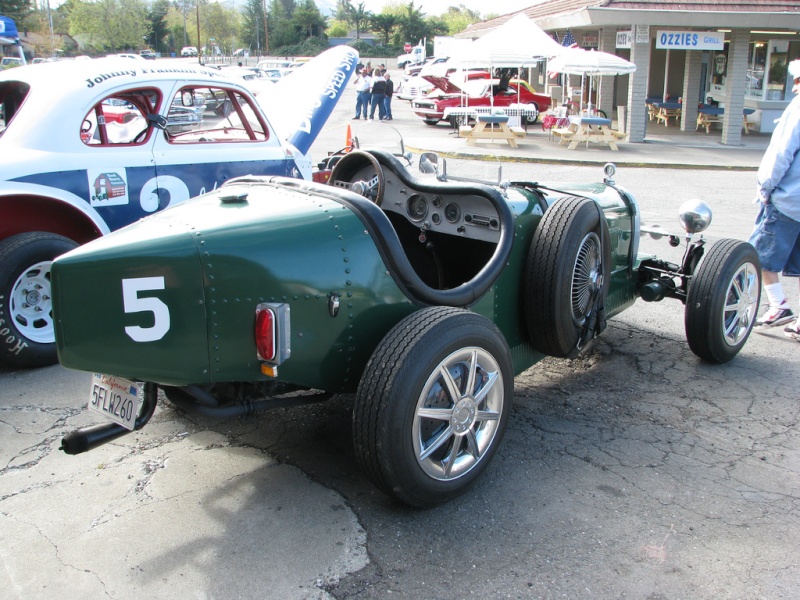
top-left (55, 143), bottom-right (761, 508)
top-left (0, 47), bottom-right (359, 368)
top-left (139, 49), bottom-right (157, 60)
top-left (412, 77), bottom-right (552, 125)
top-left (395, 73), bottom-right (435, 100)
top-left (0, 57), bottom-right (23, 70)
top-left (180, 46), bottom-right (198, 57)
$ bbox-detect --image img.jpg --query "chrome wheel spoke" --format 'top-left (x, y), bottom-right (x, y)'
top-left (421, 425), bottom-right (454, 462)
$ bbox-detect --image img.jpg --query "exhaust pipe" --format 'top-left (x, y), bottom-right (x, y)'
top-left (60, 382), bottom-right (158, 455)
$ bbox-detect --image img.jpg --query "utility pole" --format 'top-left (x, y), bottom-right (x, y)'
top-left (262, 0), bottom-right (268, 55)
top-left (196, 5), bottom-right (201, 64)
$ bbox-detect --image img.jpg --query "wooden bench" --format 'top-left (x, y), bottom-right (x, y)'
top-left (510, 126), bottom-right (526, 139)
top-left (552, 127), bottom-right (575, 144)
top-left (458, 125), bottom-right (474, 137)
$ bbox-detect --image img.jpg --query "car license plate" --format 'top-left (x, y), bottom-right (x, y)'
top-left (88, 374), bottom-right (141, 431)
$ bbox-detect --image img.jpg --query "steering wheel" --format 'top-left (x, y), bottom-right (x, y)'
top-left (329, 150), bottom-right (385, 206)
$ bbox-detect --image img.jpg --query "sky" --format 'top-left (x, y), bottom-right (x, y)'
top-left (346, 0), bottom-right (533, 18)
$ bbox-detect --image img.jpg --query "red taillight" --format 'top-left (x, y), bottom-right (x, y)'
top-left (255, 307), bottom-right (276, 361)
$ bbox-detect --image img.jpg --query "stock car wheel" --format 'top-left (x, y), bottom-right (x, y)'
top-left (523, 197), bottom-right (611, 358)
top-left (0, 232), bottom-right (78, 368)
top-left (685, 239), bottom-right (761, 364)
top-left (353, 307), bottom-right (513, 508)
top-left (423, 118), bottom-right (439, 126)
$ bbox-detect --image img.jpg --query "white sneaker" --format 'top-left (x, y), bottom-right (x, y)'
top-left (756, 303), bottom-right (794, 327)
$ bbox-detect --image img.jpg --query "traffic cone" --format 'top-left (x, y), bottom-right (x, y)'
top-left (345, 122), bottom-right (353, 151)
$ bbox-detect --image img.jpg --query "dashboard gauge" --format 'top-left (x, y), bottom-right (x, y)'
top-left (432, 195), bottom-right (443, 208)
top-left (444, 203), bottom-right (461, 223)
top-left (407, 194), bottom-right (428, 221)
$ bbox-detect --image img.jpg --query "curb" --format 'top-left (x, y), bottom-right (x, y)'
top-left (404, 145), bottom-right (761, 171)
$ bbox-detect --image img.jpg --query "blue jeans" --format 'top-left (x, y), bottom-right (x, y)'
top-left (748, 201), bottom-right (800, 275)
top-left (383, 95), bottom-right (393, 119)
top-left (369, 93), bottom-right (385, 119)
top-left (355, 90), bottom-right (370, 118)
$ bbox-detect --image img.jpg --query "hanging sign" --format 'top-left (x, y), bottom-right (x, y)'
top-left (656, 31), bottom-right (725, 51)
top-left (616, 31), bottom-right (632, 49)
top-left (635, 25), bottom-right (650, 44)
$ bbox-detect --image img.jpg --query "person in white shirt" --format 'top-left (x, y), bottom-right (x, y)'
top-left (353, 68), bottom-right (372, 119)
top-left (750, 59), bottom-right (800, 340)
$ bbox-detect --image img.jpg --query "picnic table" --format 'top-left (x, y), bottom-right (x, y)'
top-left (648, 101), bottom-right (683, 126)
top-left (696, 106), bottom-right (757, 134)
top-left (551, 116), bottom-right (626, 151)
top-left (457, 113), bottom-right (527, 148)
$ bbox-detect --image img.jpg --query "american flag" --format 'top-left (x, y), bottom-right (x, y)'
top-left (562, 30), bottom-right (578, 48)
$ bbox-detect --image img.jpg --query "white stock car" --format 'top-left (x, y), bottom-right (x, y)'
top-left (0, 47), bottom-right (359, 368)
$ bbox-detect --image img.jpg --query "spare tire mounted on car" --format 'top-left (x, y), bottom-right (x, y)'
top-left (523, 197), bottom-right (611, 358)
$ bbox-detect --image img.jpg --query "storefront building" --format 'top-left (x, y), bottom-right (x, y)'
top-left (459, 1), bottom-right (800, 144)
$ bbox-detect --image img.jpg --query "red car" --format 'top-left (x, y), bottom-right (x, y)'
top-left (411, 76), bottom-right (551, 125)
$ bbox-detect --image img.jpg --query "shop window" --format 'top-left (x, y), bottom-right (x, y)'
top-left (746, 42), bottom-right (767, 99)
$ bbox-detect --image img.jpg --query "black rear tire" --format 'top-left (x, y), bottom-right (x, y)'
top-left (0, 232), bottom-right (78, 368)
top-left (685, 239), bottom-right (761, 363)
top-left (353, 307), bottom-right (513, 508)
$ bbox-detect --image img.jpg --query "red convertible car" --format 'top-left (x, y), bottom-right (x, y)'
top-left (411, 76), bottom-right (551, 125)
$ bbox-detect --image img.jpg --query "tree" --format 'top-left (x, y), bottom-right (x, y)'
top-left (397, 1), bottom-right (426, 47)
top-left (266, 0), bottom-right (295, 50)
top-left (441, 5), bottom-right (481, 36)
top-left (370, 13), bottom-right (396, 47)
top-left (241, 0), bottom-right (266, 53)
top-left (292, 0), bottom-right (325, 39)
top-left (146, 0), bottom-right (170, 53)
top-left (68, 0), bottom-right (149, 53)
top-left (348, 2), bottom-right (370, 40)
top-left (0, 0), bottom-right (32, 21)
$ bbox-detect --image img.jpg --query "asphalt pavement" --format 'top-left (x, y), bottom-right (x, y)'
top-left (3, 87), bottom-right (798, 600)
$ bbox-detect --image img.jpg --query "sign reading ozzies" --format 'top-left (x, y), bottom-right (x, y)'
top-left (656, 31), bottom-right (724, 51)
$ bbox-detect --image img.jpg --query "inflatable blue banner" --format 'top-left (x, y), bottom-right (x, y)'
top-left (0, 15), bottom-right (20, 44)
top-left (271, 46), bottom-right (360, 156)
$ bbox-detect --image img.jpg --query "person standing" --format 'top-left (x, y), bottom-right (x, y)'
top-left (353, 68), bottom-right (371, 120)
top-left (382, 72), bottom-right (394, 121)
top-left (369, 68), bottom-right (386, 121)
top-left (750, 58), bottom-right (800, 340)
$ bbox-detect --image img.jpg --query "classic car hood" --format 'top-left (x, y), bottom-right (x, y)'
top-left (422, 75), bottom-right (464, 95)
top-left (260, 46), bottom-right (360, 155)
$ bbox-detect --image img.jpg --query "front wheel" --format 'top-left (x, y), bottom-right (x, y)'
top-left (685, 239), bottom-right (761, 364)
top-left (0, 232), bottom-right (79, 368)
top-left (422, 118), bottom-right (440, 126)
top-left (353, 307), bottom-right (513, 508)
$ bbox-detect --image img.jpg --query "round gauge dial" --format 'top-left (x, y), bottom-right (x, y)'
top-left (444, 203), bottom-right (461, 223)
top-left (407, 194), bottom-right (428, 221)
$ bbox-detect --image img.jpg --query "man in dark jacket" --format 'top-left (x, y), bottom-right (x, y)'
top-left (369, 68), bottom-right (386, 120)
top-left (382, 72), bottom-right (394, 121)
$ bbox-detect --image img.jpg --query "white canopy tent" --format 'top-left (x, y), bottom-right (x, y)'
top-left (546, 48), bottom-right (636, 115)
top-left (444, 14), bottom-right (567, 110)
top-left (447, 14), bottom-right (566, 69)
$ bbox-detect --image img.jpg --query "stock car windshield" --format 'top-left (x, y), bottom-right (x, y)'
top-left (0, 81), bottom-right (30, 136)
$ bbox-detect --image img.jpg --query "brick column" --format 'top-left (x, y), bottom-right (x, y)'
top-left (626, 27), bottom-right (651, 143)
top-left (680, 49), bottom-right (703, 131)
top-left (722, 28), bottom-right (750, 145)
top-left (597, 27), bottom-right (617, 119)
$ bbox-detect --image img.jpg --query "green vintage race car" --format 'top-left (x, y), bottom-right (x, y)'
top-left (54, 147), bottom-right (761, 507)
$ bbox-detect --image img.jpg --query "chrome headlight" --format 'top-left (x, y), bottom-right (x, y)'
top-left (679, 200), bottom-right (712, 234)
